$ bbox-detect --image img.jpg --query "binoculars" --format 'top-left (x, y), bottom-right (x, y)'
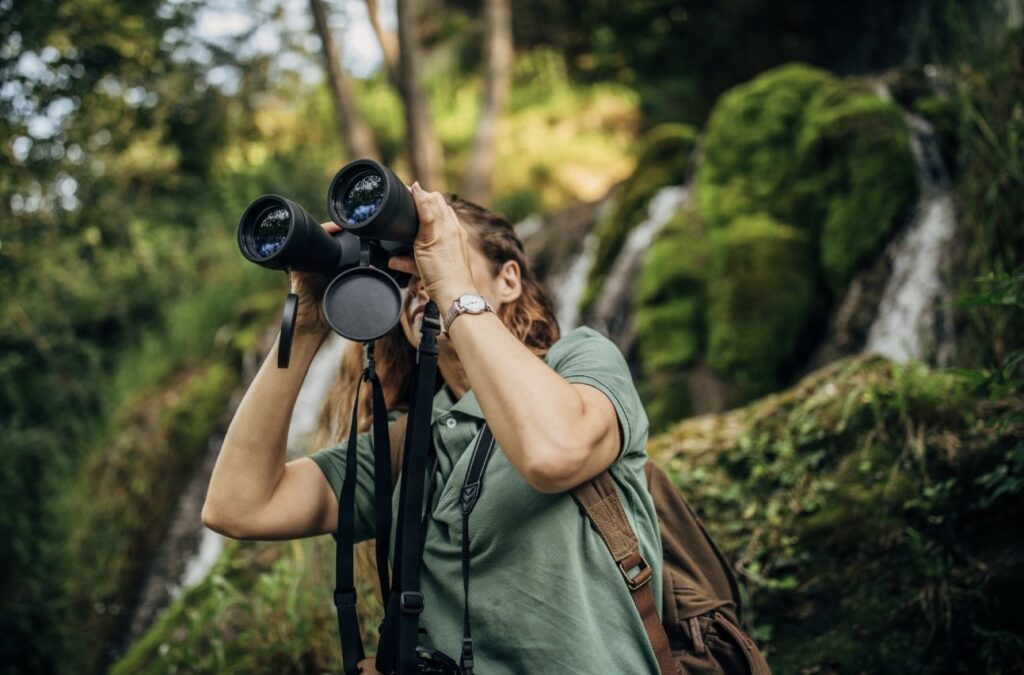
top-left (237, 159), bottom-right (420, 363)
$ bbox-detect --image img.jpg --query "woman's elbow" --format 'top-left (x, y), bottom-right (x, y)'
top-left (522, 440), bottom-right (589, 494)
top-left (201, 501), bottom-right (250, 539)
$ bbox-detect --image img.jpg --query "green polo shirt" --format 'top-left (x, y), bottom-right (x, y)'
top-left (310, 327), bottom-right (662, 674)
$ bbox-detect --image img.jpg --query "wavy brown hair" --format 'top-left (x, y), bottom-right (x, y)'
top-left (312, 327), bottom-right (415, 446)
top-left (446, 194), bottom-right (560, 357)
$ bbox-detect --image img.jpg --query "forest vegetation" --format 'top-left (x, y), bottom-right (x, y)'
top-left (1, 0), bottom-right (1021, 673)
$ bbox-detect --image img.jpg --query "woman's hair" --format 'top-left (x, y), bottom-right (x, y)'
top-left (446, 194), bottom-right (560, 357)
top-left (313, 195), bottom-right (559, 445)
top-left (312, 328), bottom-right (415, 446)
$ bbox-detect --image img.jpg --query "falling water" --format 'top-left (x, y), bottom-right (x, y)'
top-left (553, 232), bottom-right (598, 331)
top-left (590, 185), bottom-right (690, 341)
top-left (864, 111), bottom-right (957, 363)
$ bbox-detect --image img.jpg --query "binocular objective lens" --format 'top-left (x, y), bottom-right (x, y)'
top-left (342, 172), bottom-right (385, 224)
top-left (252, 207), bottom-right (291, 258)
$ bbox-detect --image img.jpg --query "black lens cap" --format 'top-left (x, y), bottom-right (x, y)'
top-left (322, 267), bottom-right (402, 341)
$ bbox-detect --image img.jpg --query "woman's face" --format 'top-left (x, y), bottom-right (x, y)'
top-left (400, 241), bottom-right (510, 349)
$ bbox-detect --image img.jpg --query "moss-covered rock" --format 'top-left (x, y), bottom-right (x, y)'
top-left (698, 63), bottom-right (835, 230)
top-left (705, 214), bottom-right (817, 398)
top-left (797, 82), bottom-right (919, 292)
top-left (650, 356), bottom-right (1024, 674)
top-left (634, 206), bottom-right (708, 371)
top-left (581, 123), bottom-right (697, 314)
top-left (697, 63), bottom-right (918, 294)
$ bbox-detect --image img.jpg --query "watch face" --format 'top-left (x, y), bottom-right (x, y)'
top-left (459, 294), bottom-right (487, 312)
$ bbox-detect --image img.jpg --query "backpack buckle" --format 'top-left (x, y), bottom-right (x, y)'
top-left (618, 551), bottom-right (652, 591)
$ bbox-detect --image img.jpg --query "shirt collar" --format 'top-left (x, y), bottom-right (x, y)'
top-left (431, 386), bottom-right (485, 422)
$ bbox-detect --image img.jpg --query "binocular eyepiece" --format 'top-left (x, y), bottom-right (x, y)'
top-left (237, 159), bottom-right (420, 360)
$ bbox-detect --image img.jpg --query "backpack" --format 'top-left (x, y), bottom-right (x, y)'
top-left (571, 461), bottom-right (771, 675)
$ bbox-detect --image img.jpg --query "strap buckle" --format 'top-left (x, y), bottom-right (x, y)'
top-left (400, 591), bottom-right (424, 614)
top-left (618, 551), bottom-right (653, 591)
top-left (333, 588), bottom-right (357, 609)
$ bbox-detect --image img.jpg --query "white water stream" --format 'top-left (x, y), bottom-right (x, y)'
top-left (864, 110), bottom-right (957, 363)
top-left (590, 185), bottom-right (690, 336)
top-left (553, 232), bottom-right (598, 331)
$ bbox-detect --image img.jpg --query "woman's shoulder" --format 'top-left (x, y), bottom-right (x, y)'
top-left (545, 326), bottom-right (628, 371)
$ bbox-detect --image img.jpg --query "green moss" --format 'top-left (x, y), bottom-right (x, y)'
top-left (650, 357), bottom-right (1024, 674)
top-left (797, 83), bottom-right (919, 292)
top-left (697, 63), bottom-right (918, 294)
top-left (698, 63), bottom-right (835, 230)
top-left (705, 214), bottom-right (817, 398)
top-left (581, 123), bottom-right (697, 314)
top-left (641, 371), bottom-right (695, 433)
top-left (65, 360), bottom-right (239, 671)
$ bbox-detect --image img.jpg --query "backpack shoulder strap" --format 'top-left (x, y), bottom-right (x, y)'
top-left (572, 470), bottom-right (679, 675)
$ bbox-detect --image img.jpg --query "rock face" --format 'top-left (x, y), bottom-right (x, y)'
top-left (650, 356), bottom-right (1024, 675)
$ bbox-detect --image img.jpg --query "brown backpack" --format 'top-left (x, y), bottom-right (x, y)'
top-left (571, 461), bottom-right (771, 675)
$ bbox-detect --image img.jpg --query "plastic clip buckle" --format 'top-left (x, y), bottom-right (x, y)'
top-left (400, 591), bottom-right (424, 614)
top-left (461, 637), bottom-right (475, 671)
top-left (333, 588), bottom-right (357, 609)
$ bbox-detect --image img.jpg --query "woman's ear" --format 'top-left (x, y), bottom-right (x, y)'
top-left (495, 259), bottom-right (523, 304)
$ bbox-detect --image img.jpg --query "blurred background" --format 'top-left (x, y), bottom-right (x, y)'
top-left (2, 0), bottom-right (1022, 672)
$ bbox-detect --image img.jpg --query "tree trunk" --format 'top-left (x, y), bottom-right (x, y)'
top-left (309, 0), bottom-right (380, 161)
top-left (396, 0), bottom-right (445, 189)
top-left (363, 0), bottom-right (401, 88)
top-left (463, 0), bottom-right (513, 204)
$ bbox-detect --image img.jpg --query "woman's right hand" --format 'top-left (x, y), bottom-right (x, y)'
top-left (288, 221), bottom-right (343, 339)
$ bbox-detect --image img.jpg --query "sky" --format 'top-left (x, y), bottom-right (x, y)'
top-left (195, 0), bottom-right (392, 81)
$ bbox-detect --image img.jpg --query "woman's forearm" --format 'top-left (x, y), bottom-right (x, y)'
top-left (445, 304), bottom-right (618, 492)
top-left (203, 331), bottom-right (325, 527)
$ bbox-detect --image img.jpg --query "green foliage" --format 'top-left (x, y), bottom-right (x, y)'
top-left (650, 356), bottom-right (1024, 674)
top-left (111, 538), bottom-right (387, 675)
top-left (705, 214), bottom-right (817, 398)
top-left (582, 123), bottom-right (696, 313)
top-left (111, 540), bottom-right (340, 675)
top-left (951, 29), bottom-right (1024, 367)
top-left (65, 358), bottom-right (239, 671)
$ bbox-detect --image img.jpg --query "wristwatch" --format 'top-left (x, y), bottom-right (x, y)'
top-left (442, 293), bottom-right (495, 336)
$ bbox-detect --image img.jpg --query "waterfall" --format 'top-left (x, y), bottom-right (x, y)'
top-left (590, 185), bottom-right (690, 343)
top-left (553, 232), bottom-right (598, 331)
top-left (864, 111), bottom-right (957, 363)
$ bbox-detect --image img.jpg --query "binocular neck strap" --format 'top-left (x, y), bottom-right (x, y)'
top-left (335, 364), bottom-right (368, 674)
top-left (376, 301), bottom-right (442, 675)
top-left (334, 341), bottom-right (394, 675)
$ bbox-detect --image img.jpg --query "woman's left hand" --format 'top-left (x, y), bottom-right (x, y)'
top-left (388, 182), bottom-right (478, 307)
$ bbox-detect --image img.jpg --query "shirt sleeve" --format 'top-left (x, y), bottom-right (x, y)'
top-left (309, 430), bottom-right (378, 542)
top-left (546, 327), bottom-right (650, 459)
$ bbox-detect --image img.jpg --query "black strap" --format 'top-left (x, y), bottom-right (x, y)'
top-left (335, 370), bottom-right (368, 675)
top-left (370, 344), bottom-right (394, 606)
top-left (458, 424), bottom-right (497, 675)
top-left (377, 301), bottom-right (442, 675)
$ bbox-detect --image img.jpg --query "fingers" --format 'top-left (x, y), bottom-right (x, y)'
top-left (387, 255), bottom-right (418, 275)
top-left (320, 221), bottom-right (342, 234)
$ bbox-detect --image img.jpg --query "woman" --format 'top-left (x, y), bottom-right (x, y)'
top-left (203, 184), bottom-right (663, 673)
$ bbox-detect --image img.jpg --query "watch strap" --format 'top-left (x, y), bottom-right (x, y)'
top-left (443, 294), bottom-right (494, 336)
